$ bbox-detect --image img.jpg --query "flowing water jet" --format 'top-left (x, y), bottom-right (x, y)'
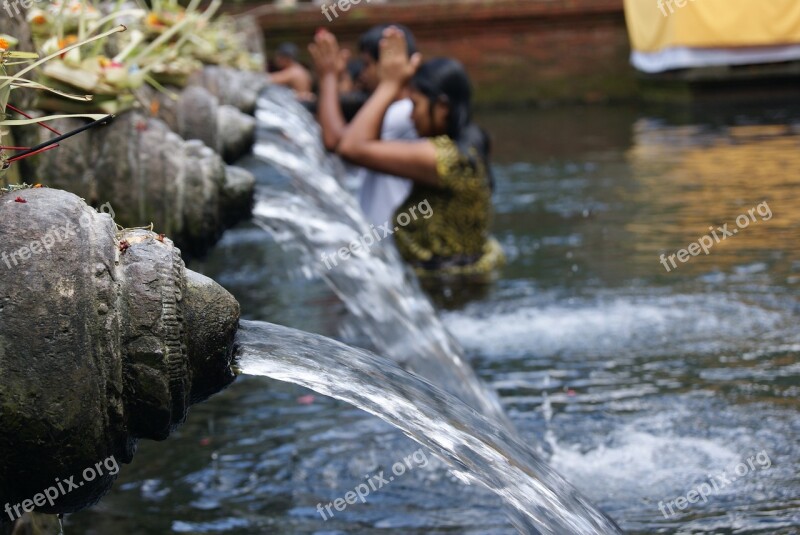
top-left (248, 85), bottom-right (513, 428)
top-left (235, 319), bottom-right (622, 535)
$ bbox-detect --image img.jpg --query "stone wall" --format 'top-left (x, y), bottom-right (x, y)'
top-left (225, 0), bottom-right (635, 106)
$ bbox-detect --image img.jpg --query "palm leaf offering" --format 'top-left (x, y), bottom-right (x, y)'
top-left (0, 29), bottom-right (118, 174)
top-left (27, 0), bottom-right (264, 115)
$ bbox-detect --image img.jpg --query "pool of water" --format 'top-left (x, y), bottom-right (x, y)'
top-left (69, 101), bottom-right (800, 534)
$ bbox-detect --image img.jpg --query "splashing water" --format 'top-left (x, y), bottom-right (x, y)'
top-left (251, 85), bottom-right (511, 427)
top-left (235, 319), bottom-right (622, 535)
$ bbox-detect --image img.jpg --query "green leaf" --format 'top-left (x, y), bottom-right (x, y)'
top-left (4, 52), bottom-right (40, 60)
top-left (0, 113), bottom-right (108, 126)
top-left (3, 77), bottom-right (93, 101)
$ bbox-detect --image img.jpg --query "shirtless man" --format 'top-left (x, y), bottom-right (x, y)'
top-left (269, 42), bottom-right (314, 99)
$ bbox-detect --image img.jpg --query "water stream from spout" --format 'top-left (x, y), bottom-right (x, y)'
top-left (250, 85), bottom-right (511, 428)
top-left (243, 85), bottom-right (622, 533)
top-left (235, 319), bottom-right (622, 535)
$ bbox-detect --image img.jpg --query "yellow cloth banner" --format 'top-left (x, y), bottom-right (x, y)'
top-left (624, 0), bottom-right (800, 53)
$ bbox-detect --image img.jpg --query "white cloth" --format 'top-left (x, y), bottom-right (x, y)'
top-left (357, 98), bottom-right (416, 227)
top-left (631, 44), bottom-right (800, 73)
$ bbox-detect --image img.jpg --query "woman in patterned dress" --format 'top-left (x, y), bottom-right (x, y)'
top-left (337, 27), bottom-right (503, 275)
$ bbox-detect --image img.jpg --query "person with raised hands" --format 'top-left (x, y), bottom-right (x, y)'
top-left (309, 25), bottom-right (418, 228)
top-left (337, 27), bottom-right (503, 276)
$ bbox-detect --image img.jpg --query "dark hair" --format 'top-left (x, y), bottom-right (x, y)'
top-left (276, 42), bottom-right (299, 60)
top-left (358, 24), bottom-right (417, 61)
top-left (347, 57), bottom-right (364, 81)
top-left (411, 58), bottom-right (494, 189)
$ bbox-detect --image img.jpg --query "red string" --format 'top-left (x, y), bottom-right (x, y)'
top-left (5, 104), bottom-right (63, 136)
top-left (6, 143), bottom-right (59, 163)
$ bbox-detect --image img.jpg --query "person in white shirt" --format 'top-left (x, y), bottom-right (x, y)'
top-left (309, 24), bottom-right (418, 227)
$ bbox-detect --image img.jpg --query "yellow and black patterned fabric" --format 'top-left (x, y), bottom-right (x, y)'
top-left (394, 135), bottom-right (503, 274)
